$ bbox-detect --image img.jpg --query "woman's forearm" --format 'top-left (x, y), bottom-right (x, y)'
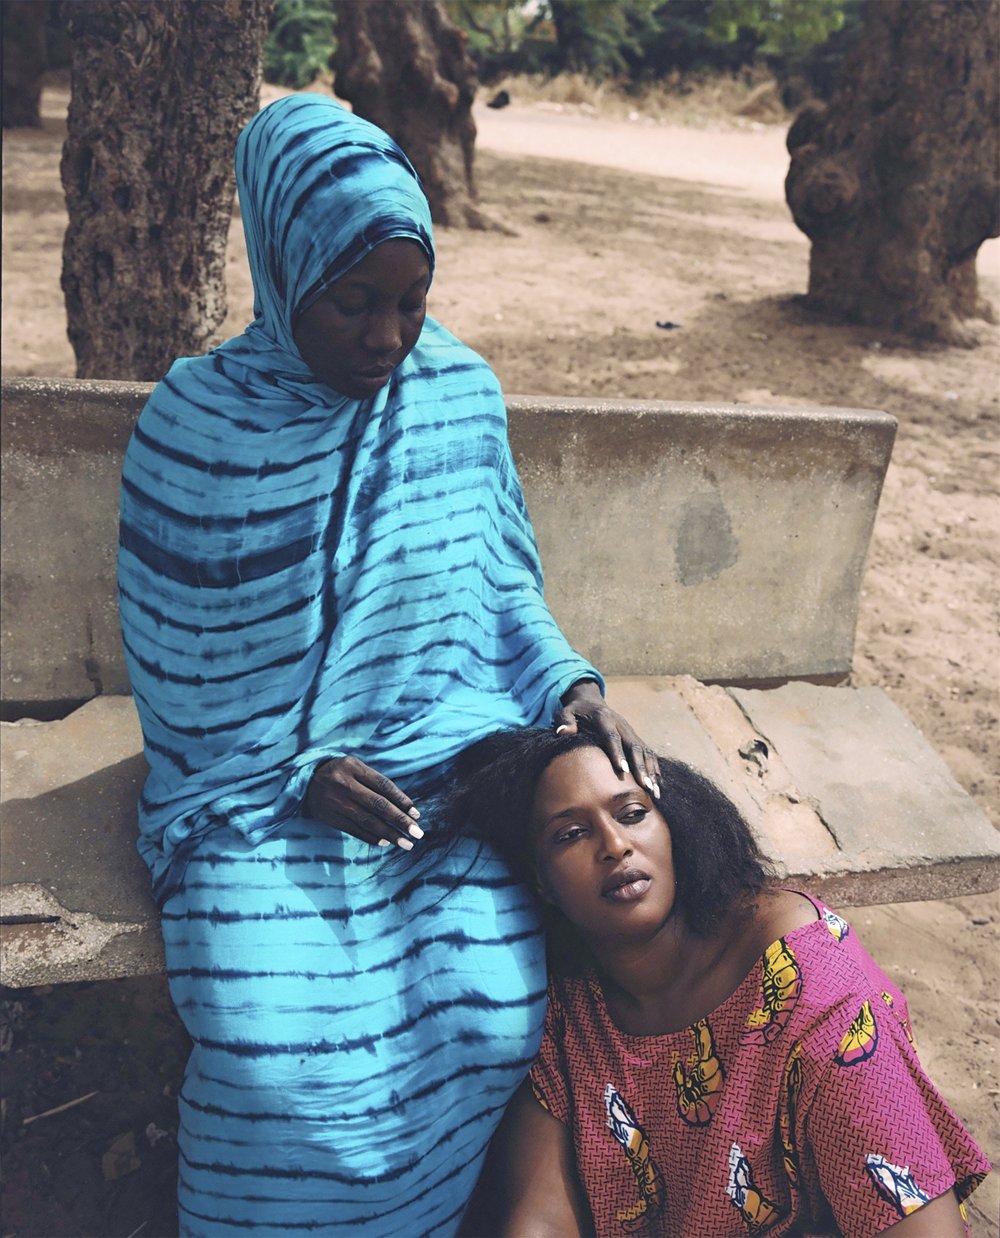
top-left (488, 1082), bottom-right (590, 1238)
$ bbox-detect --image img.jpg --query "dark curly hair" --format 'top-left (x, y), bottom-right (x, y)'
top-left (442, 725), bottom-right (774, 962)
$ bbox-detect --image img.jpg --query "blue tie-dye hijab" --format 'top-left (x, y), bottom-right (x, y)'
top-left (118, 94), bottom-right (600, 902)
top-left (228, 93), bottom-right (433, 392)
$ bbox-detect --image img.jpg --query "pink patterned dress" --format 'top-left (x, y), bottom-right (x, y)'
top-left (530, 893), bottom-right (989, 1236)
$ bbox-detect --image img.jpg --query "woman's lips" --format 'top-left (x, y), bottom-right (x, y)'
top-left (356, 363), bottom-right (394, 380)
top-left (602, 867), bottom-right (652, 902)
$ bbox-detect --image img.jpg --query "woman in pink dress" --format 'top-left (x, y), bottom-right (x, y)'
top-left (447, 726), bottom-right (990, 1237)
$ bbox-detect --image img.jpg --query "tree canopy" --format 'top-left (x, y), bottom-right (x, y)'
top-left (450, 0), bottom-right (853, 80)
top-left (258, 0), bottom-right (858, 88)
top-left (264, 0), bottom-right (337, 88)
top-left (708, 0), bottom-right (846, 56)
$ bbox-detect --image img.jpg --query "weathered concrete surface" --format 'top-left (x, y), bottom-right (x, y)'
top-left (607, 677), bottom-right (842, 877)
top-left (3, 684), bottom-right (996, 987)
top-left (0, 697), bottom-right (161, 986)
top-left (2, 378), bottom-right (895, 708)
top-left (728, 682), bottom-right (1000, 903)
top-left (2, 378), bottom-right (142, 706)
top-left (607, 678), bottom-right (999, 904)
top-left (506, 395), bottom-right (896, 679)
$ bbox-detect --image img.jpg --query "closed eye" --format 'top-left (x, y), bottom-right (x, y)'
top-left (331, 298), bottom-right (367, 317)
top-left (619, 806), bottom-right (649, 825)
top-left (553, 823), bottom-right (587, 845)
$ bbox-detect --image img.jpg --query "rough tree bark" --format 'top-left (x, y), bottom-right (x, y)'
top-left (332, 0), bottom-right (487, 228)
top-left (60, 0), bottom-right (273, 381)
top-left (2, 0), bottom-right (49, 128)
top-left (785, 0), bottom-right (999, 345)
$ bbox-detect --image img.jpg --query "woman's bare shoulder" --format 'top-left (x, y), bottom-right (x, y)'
top-left (752, 889), bottom-right (821, 946)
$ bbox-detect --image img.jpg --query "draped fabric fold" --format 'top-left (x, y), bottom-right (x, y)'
top-left (117, 94), bottom-right (601, 1234)
top-left (118, 95), bottom-right (601, 905)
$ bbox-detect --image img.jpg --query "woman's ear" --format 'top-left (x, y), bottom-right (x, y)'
top-left (531, 866), bottom-right (556, 905)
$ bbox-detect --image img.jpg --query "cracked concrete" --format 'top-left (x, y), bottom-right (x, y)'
top-left (1, 698), bottom-right (162, 985)
top-left (0, 883), bottom-right (152, 987)
top-left (606, 676), bottom-right (1000, 904)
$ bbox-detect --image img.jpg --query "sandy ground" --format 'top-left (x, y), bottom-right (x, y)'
top-left (1, 82), bottom-right (998, 1236)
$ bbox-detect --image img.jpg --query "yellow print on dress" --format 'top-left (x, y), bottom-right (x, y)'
top-left (746, 939), bottom-right (802, 1044)
top-left (604, 1084), bottom-right (664, 1232)
top-left (673, 1018), bottom-right (724, 1125)
top-left (835, 999), bottom-right (879, 1066)
top-left (865, 1153), bottom-right (930, 1216)
top-left (779, 1041), bottom-right (804, 1187)
top-left (880, 990), bottom-right (915, 1045)
top-left (727, 1143), bottom-right (781, 1235)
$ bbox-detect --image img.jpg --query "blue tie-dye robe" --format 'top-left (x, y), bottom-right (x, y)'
top-left (117, 94), bottom-right (600, 1235)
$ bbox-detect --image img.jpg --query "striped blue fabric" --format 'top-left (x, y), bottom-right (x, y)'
top-left (117, 94), bottom-right (601, 1234)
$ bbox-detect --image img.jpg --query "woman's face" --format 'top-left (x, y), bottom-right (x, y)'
top-left (293, 239), bottom-right (430, 398)
top-left (530, 746), bottom-right (678, 946)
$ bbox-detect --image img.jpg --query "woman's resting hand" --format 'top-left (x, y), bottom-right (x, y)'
top-left (554, 679), bottom-right (662, 798)
top-left (306, 757), bottom-right (423, 851)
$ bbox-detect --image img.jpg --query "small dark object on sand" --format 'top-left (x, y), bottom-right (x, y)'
top-left (487, 90), bottom-right (510, 110)
top-left (656, 320), bottom-right (682, 330)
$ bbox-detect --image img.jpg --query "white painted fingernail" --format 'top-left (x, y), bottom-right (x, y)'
top-left (555, 725), bottom-right (569, 735)
top-left (408, 806), bottom-right (421, 820)
top-left (652, 783), bottom-right (661, 799)
top-left (408, 823), bottom-right (424, 840)
top-left (620, 760), bottom-right (629, 773)
top-left (396, 837), bottom-right (414, 851)
top-left (377, 838), bottom-right (391, 847)
top-left (643, 776), bottom-right (654, 792)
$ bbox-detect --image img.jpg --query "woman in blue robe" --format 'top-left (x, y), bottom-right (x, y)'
top-left (117, 94), bottom-right (657, 1236)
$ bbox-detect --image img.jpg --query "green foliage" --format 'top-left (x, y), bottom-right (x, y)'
top-left (639, 1), bottom-right (749, 76)
top-left (547, 0), bottom-right (661, 78)
top-left (448, 0), bottom-right (662, 80)
top-left (444, 0), bottom-right (857, 83)
top-left (263, 0), bottom-right (337, 89)
top-left (775, 0), bottom-right (865, 103)
top-left (707, 0), bottom-right (845, 56)
top-left (446, 0), bottom-right (559, 79)
top-left (443, 1), bottom-right (539, 57)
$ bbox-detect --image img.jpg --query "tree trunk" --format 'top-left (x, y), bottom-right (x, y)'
top-left (785, 0), bottom-right (999, 346)
top-left (549, 0), bottom-right (594, 72)
top-left (60, 0), bottom-right (273, 381)
top-left (2, 0), bottom-right (48, 128)
top-left (332, 0), bottom-right (486, 229)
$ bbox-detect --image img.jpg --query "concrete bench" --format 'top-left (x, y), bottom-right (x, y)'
top-left (2, 377), bottom-right (997, 987)
top-left (3, 380), bottom-right (899, 708)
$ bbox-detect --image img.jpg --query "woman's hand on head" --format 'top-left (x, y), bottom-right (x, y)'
top-left (554, 680), bottom-right (662, 799)
top-left (306, 757), bottom-right (423, 851)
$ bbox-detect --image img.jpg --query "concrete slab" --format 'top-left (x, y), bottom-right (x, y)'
top-left (507, 394), bottom-right (896, 680)
top-left (0, 697), bottom-right (161, 986)
top-left (607, 676), bottom-right (841, 876)
top-left (2, 378), bottom-right (141, 705)
top-left (2, 378), bottom-right (896, 709)
top-left (3, 685), bottom-right (997, 987)
top-left (729, 682), bottom-right (1000, 903)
